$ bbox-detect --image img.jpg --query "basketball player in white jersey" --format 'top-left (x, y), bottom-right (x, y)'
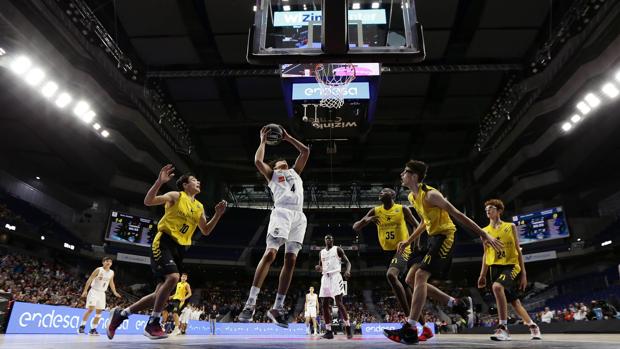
top-left (239, 126), bottom-right (310, 328)
top-left (304, 286), bottom-right (319, 335)
top-left (316, 235), bottom-right (353, 339)
top-left (79, 256), bottom-right (121, 335)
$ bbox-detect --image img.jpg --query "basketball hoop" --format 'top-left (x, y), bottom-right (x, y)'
top-left (314, 63), bottom-right (356, 109)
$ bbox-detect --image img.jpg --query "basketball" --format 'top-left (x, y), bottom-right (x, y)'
top-left (264, 123), bottom-right (283, 146)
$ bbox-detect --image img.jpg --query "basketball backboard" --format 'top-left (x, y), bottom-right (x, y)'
top-left (247, 0), bottom-right (425, 64)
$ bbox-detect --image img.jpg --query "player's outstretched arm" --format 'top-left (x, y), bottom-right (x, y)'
top-left (352, 208), bottom-right (378, 232)
top-left (425, 191), bottom-right (503, 252)
top-left (198, 200), bottom-right (227, 236)
top-left (144, 164), bottom-right (180, 206)
top-left (255, 127), bottom-right (273, 182)
top-left (281, 127), bottom-right (310, 174)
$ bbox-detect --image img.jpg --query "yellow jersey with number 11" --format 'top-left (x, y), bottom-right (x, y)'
top-left (157, 191), bottom-right (204, 246)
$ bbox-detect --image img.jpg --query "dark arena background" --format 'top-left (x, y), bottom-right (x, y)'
top-left (0, 1), bottom-right (619, 348)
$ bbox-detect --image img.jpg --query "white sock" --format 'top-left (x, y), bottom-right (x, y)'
top-left (121, 308), bottom-right (132, 316)
top-left (499, 319), bottom-right (507, 326)
top-left (447, 297), bottom-right (456, 307)
top-left (246, 286), bottom-right (260, 306)
top-left (274, 293), bottom-right (286, 309)
top-left (80, 320), bottom-right (86, 326)
top-left (527, 321), bottom-right (536, 326)
top-left (151, 311), bottom-right (161, 318)
top-left (407, 318), bottom-right (416, 326)
top-left (326, 324), bottom-right (332, 331)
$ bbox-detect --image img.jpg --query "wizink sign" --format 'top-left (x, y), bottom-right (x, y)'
top-left (292, 82), bottom-right (370, 100)
top-left (273, 9), bottom-right (387, 27)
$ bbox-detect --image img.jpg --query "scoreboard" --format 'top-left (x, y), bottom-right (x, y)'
top-left (105, 211), bottom-right (157, 247)
top-left (512, 206), bottom-right (570, 245)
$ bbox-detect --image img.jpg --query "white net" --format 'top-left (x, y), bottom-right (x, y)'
top-left (314, 63), bottom-right (356, 109)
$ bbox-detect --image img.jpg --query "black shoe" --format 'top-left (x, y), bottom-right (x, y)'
top-left (89, 328), bottom-right (99, 336)
top-left (322, 330), bottom-right (334, 339)
top-left (267, 308), bottom-right (289, 328)
top-left (78, 325), bottom-right (85, 334)
top-left (383, 323), bottom-right (419, 345)
top-left (453, 296), bottom-right (474, 328)
top-left (345, 325), bottom-right (353, 339)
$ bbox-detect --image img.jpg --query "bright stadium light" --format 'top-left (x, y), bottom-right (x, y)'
top-left (10, 56), bottom-right (32, 75)
top-left (73, 101), bottom-right (90, 117)
top-left (24, 68), bottom-right (45, 86)
top-left (252, 5), bottom-right (257, 11)
top-left (92, 122), bottom-right (101, 130)
top-left (40, 235), bottom-right (45, 240)
top-left (576, 101), bottom-right (591, 115)
top-left (41, 81), bottom-right (59, 98)
top-left (601, 82), bottom-right (619, 98)
top-left (36, 176), bottom-right (40, 180)
top-left (561, 122), bottom-right (572, 132)
top-left (55, 92), bottom-right (72, 108)
top-left (570, 114), bottom-right (582, 123)
top-left (584, 93), bottom-right (601, 108)
top-left (80, 110), bottom-right (96, 124)
top-left (101, 129), bottom-right (110, 138)
top-left (372, 2), bottom-right (380, 9)
top-left (283, 5), bottom-right (290, 11)
top-left (601, 240), bottom-right (612, 246)
top-left (352, 2), bottom-right (361, 9)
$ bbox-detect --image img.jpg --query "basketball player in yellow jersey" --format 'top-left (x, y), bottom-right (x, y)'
top-left (353, 188), bottom-right (420, 316)
top-left (385, 160), bottom-right (503, 345)
top-left (162, 272), bottom-right (192, 336)
top-left (107, 164), bottom-right (226, 340)
top-left (478, 199), bottom-right (541, 341)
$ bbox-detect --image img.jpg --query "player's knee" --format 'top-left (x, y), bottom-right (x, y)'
top-left (386, 270), bottom-right (398, 284)
top-left (414, 269), bottom-right (429, 284)
top-left (168, 273), bottom-right (180, 284)
top-left (405, 272), bottom-right (416, 287)
top-left (492, 282), bottom-right (504, 293)
top-left (263, 249), bottom-right (277, 262)
top-left (284, 253), bottom-right (297, 265)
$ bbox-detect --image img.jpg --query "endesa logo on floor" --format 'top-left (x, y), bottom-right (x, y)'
top-left (187, 322), bottom-right (307, 336)
top-left (6, 302), bottom-right (150, 334)
top-left (361, 322), bottom-right (435, 336)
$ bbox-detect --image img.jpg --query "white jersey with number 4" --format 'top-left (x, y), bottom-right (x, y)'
top-left (269, 169), bottom-right (304, 212)
top-left (90, 267), bottom-right (114, 292)
top-left (321, 247), bottom-right (341, 275)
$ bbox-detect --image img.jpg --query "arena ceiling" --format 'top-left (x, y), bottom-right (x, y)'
top-left (2, 0), bottom-right (620, 209)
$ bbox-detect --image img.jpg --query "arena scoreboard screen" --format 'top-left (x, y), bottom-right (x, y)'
top-left (105, 211), bottom-right (157, 247)
top-left (512, 206), bottom-right (570, 245)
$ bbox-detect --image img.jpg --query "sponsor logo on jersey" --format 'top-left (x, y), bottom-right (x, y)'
top-left (278, 176), bottom-right (285, 183)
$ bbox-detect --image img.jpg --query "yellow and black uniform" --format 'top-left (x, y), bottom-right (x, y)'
top-left (408, 183), bottom-right (457, 279)
top-left (151, 191), bottom-right (204, 281)
top-left (483, 221), bottom-right (521, 301)
top-left (374, 204), bottom-right (415, 274)
top-left (166, 281), bottom-right (190, 313)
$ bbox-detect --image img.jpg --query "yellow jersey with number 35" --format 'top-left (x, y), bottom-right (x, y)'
top-left (483, 221), bottom-right (520, 272)
top-left (374, 204), bottom-right (411, 254)
top-left (157, 191), bottom-right (204, 246)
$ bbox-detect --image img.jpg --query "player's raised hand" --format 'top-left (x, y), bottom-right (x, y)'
top-left (158, 164), bottom-right (175, 183)
top-left (314, 264), bottom-right (322, 272)
top-left (259, 127), bottom-right (269, 144)
top-left (214, 200), bottom-right (227, 215)
top-left (280, 126), bottom-right (290, 141)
